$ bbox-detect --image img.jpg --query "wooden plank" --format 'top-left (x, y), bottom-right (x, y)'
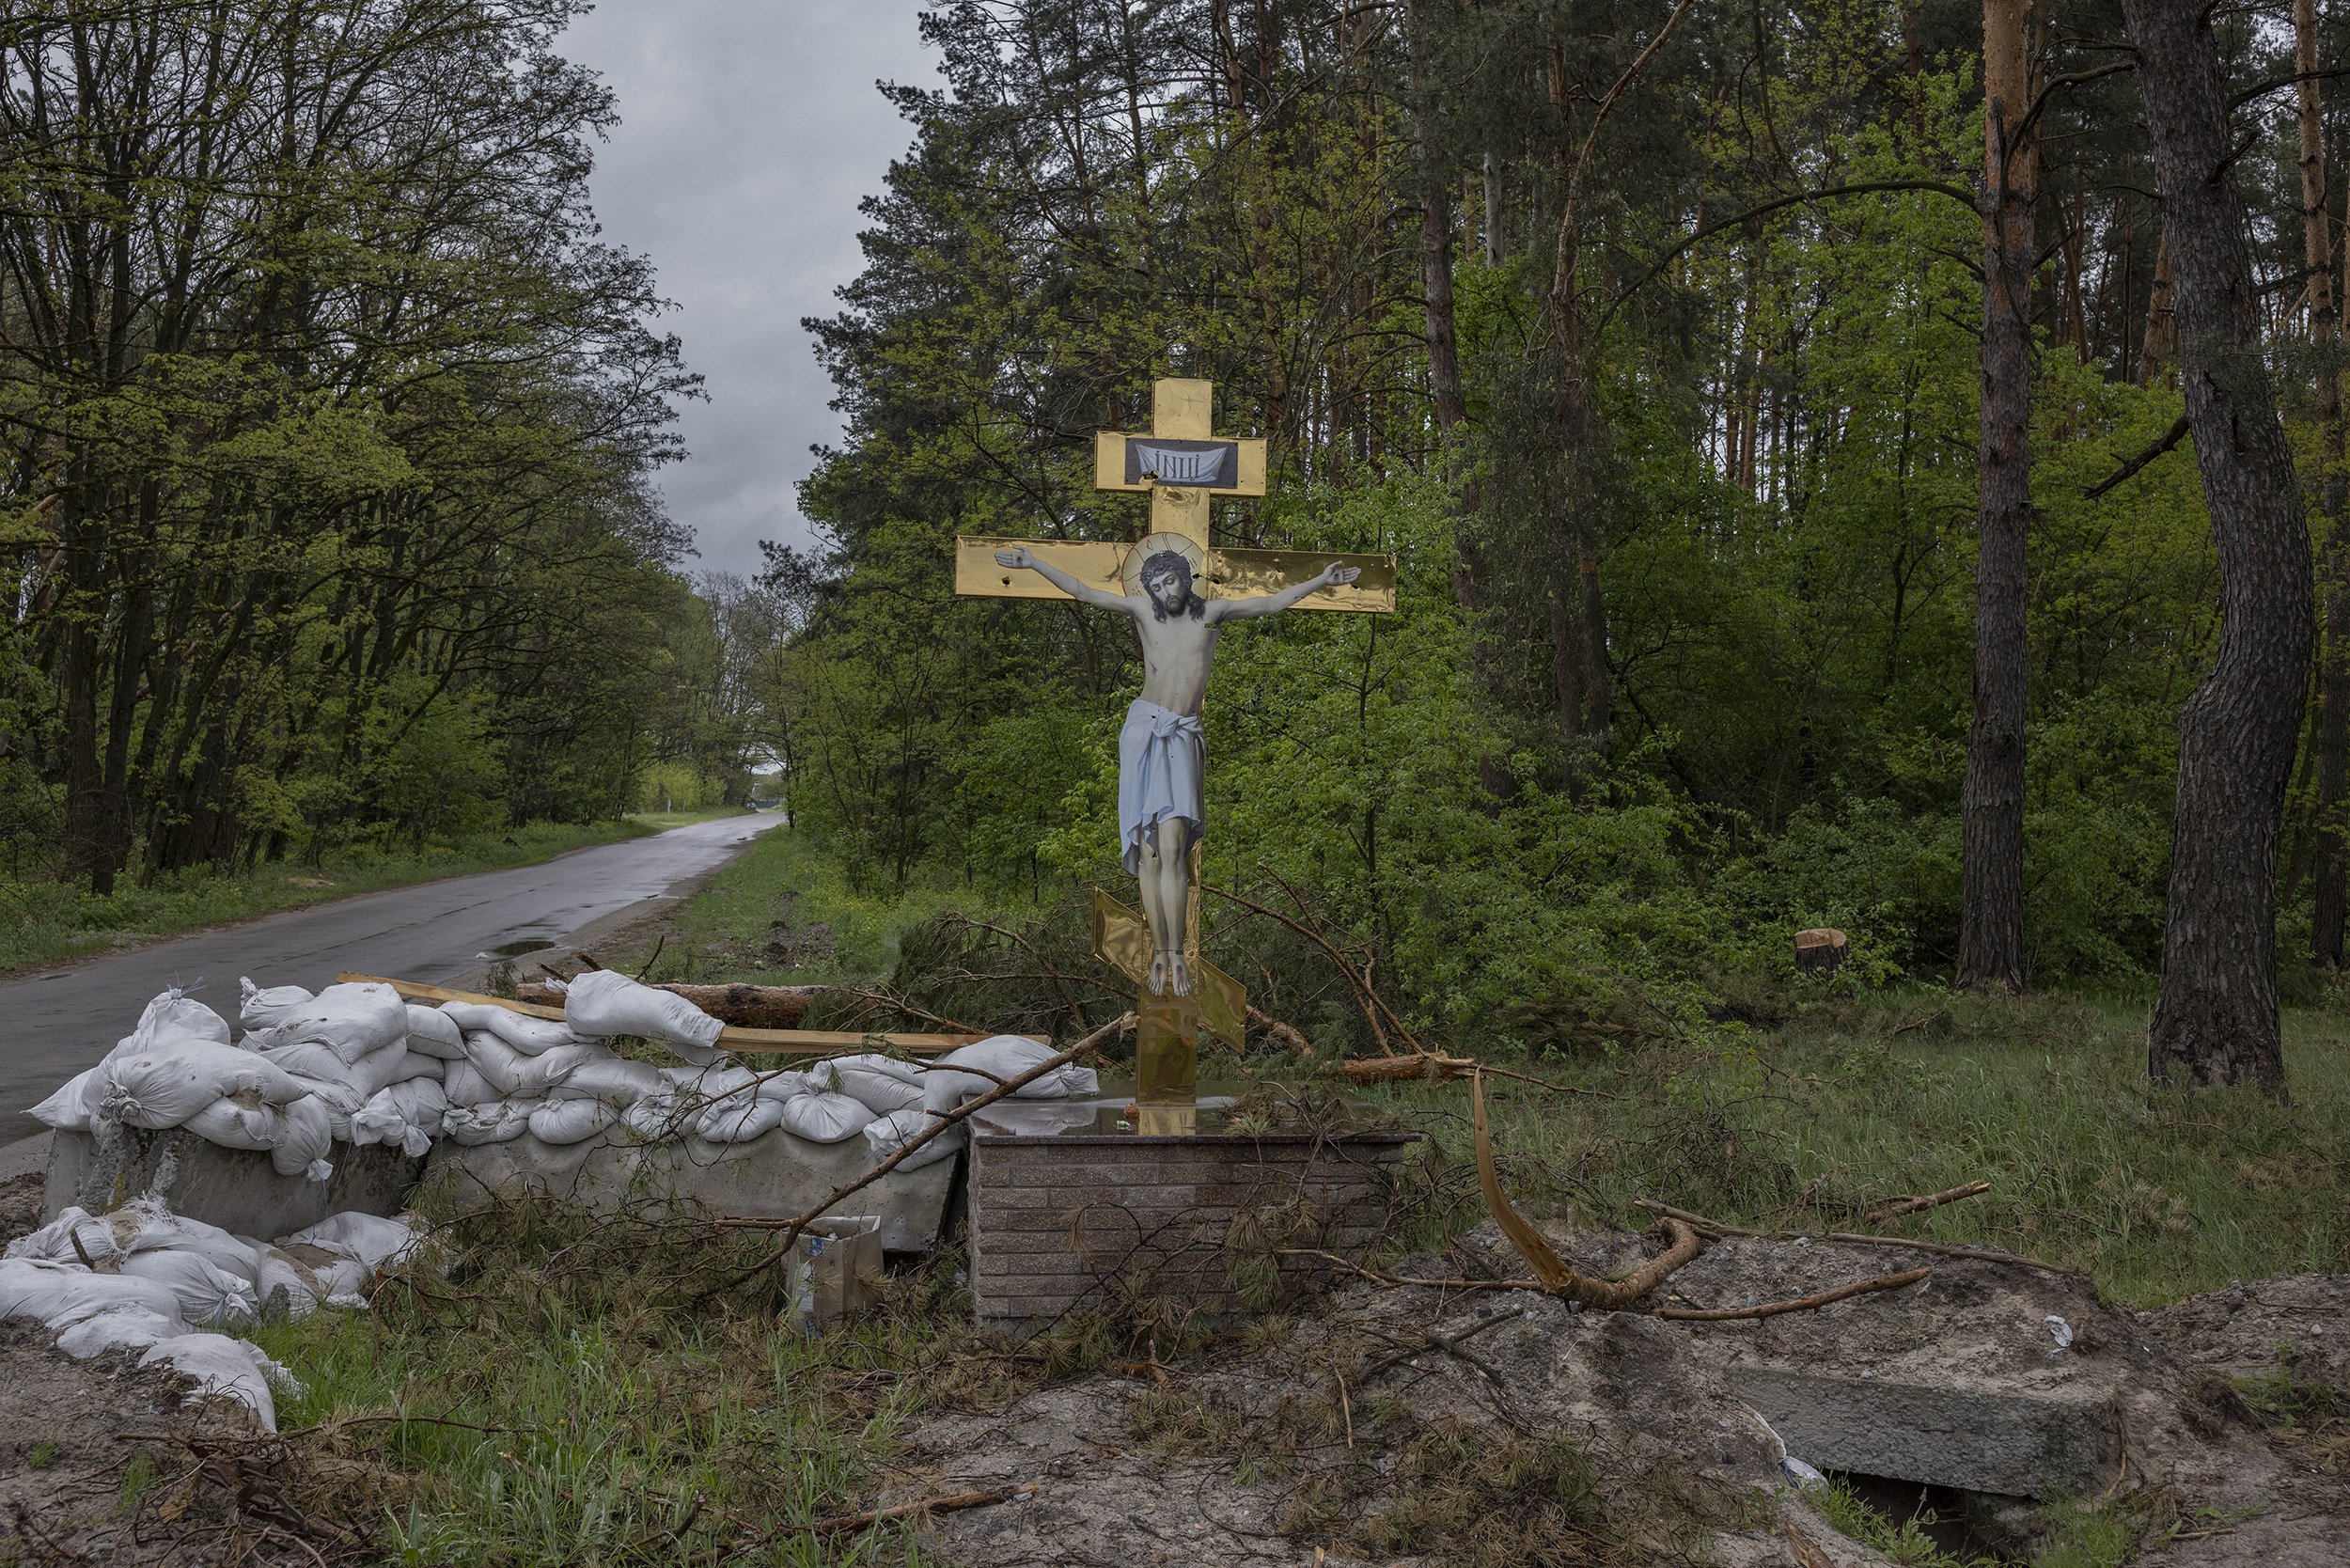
top-left (339, 973), bottom-right (989, 1055)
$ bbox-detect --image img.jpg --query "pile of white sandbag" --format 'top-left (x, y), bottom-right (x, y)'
top-left (1, 1196), bottom-right (428, 1431)
top-left (25, 971), bottom-right (1102, 1175)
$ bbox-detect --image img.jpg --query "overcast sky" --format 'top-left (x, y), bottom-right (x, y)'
top-left (558, 2), bottom-right (942, 581)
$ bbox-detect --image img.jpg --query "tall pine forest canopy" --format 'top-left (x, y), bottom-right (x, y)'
top-left (7, 0), bottom-right (2348, 1071)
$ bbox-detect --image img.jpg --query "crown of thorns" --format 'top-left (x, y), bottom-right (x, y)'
top-left (1138, 549), bottom-right (1195, 588)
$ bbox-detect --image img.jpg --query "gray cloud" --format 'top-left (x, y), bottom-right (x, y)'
top-left (559, 2), bottom-right (939, 579)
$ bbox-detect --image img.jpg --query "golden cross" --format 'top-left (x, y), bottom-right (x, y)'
top-left (953, 378), bottom-right (1395, 1129)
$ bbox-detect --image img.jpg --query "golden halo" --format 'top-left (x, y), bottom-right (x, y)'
top-left (1120, 533), bottom-right (1209, 598)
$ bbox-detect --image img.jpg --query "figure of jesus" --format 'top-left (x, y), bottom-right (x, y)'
top-left (994, 541), bottom-right (1362, 997)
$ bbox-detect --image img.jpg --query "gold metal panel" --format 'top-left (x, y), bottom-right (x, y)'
top-left (1204, 547), bottom-right (1398, 614)
top-left (1094, 431), bottom-right (1127, 492)
top-left (1152, 377), bottom-right (1214, 439)
top-left (1150, 485), bottom-right (1212, 544)
top-left (1091, 888), bottom-right (1246, 1048)
top-left (1233, 437), bottom-right (1267, 494)
top-left (1136, 990), bottom-right (1199, 1104)
top-left (954, 537), bottom-right (1125, 600)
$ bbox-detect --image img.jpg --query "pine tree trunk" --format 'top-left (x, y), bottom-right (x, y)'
top-left (2297, 0), bottom-right (2350, 967)
top-left (1406, 0), bottom-right (1465, 438)
top-left (2123, 0), bottom-right (2316, 1093)
top-left (1959, 0), bottom-right (2033, 994)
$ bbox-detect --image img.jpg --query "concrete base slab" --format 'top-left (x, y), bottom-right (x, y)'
top-left (44, 1124), bottom-right (424, 1238)
top-left (1728, 1365), bottom-right (2118, 1498)
top-left (424, 1129), bottom-right (956, 1254)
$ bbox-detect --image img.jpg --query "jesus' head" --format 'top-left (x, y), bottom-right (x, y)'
top-left (1138, 550), bottom-right (1205, 621)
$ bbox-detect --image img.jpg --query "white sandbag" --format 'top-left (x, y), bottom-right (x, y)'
top-left (238, 978), bottom-right (314, 1030)
top-left (439, 1001), bottom-right (577, 1055)
top-left (243, 981), bottom-right (408, 1064)
top-left (440, 1058), bottom-right (497, 1106)
top-left (101, 1044), bottom-right (311, 1128)
top-left (820, 1054), bottom-right (923, 1114)
top-left (696, 1098), bottom-right (787, 1143)
top-left (69, 989), bottom-right (238, 1124)
top-left (266, 1093), bottom-right (335, 1181)
top-left (443, 1099), bottom-right (538, 1145)
top-left (279, 1212), bottom-right (424, 1273)
top-left (0, 1258), bottom-right (186, 1328)
top-left (402, 1003), bottom-right (466, 1060)
top-left (527, 1098), bottom-right (619, 1145)
top-left (400, 1052), bottom-right (446, 1082)
top-left (261, 1040), bottom-right (416, 1107)
top-left (118, 1249), bottom-right (258, 1328)
top-left (461, 1033), bottom-right (591, 1098)
top-left (919, 1034), bottom-right (1094, 1115)
top-left (180, 1096), bottom-right (280, 1151)
top-left (140, 1333), bottom-right (290, 1431)
top-left (352, 1079), bottom-right (447, 1157)
top-left (772, 1091), bottom-right (873, 1144)
top-left (262, 1243), bottom-right (368, 1305)
top-left (26, 1069), bottom-right (100, 1133)
top-left (55, 1304), bottom-right (183, 1358)
top-left (619, 1090), bottom-right (691, 1139)
top-left (860, 1106), bottom-right (964, 1171)
top-left (749, 1068), bottom-right (822, 1104)
top-left (661, 1062), bottom-right (756, 1094)
top-left (561, 968), bottom-right (726, 1055)
top-left (6, 1200), bottom-right (257, 1284)
top-left (546, 1052), bottom-right (666, 1105)
top-left (250, 1249), bottom-right (322, 1319)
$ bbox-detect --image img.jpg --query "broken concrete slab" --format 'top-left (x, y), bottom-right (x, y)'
top-left (423, 1127), bottom-right (957, 1254)
top-left (43, 1123), bottom-right (422, 1238)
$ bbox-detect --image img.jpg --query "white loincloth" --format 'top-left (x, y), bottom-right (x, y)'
top-left (1118, 698), bottom-right (1204, 874)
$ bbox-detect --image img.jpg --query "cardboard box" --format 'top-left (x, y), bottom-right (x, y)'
top-left (784, 1215), bottom-right (883, 1332)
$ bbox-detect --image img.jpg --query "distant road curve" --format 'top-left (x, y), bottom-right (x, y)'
top-left (0, 812), bottom-right (782, 1149)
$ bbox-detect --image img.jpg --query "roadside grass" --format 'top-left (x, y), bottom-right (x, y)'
top-left (0, 817), bottom-right (671, 976)
top-left (626, 805), bottom-right (761, 831)
top-left (1363, 990), bottom-right (2350, 1307)
top-left (248, 1193), bottom-right (971, 1566)
top-left (635, 823), bottom-right (1013, 986)
top-left (644, 827), bottom-right (2350, 1306)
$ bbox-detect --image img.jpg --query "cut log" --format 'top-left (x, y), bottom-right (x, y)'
top-left (516, 980), bottom-right (819, 1029)
top-left (1794, 929), bottom-right (1849, 977)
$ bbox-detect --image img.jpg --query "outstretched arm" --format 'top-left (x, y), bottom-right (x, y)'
top-left (1209, 560), bottom-right (1362, 622)
top-left (994, 545), bottom-right (1135, 614)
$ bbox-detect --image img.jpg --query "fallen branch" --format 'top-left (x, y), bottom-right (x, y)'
top-left (1633, 1200), bottom-right (2091, 1280)
top-left (1341, 1050), bottom-right (1627, 1100)
top-left (1205, 880), bottom-right (1404, 1056)
top-left (1655, 1266), bottom-right (1933, 1322)
top-left (1246, 1003), bottom-right (1312, 1057)
top-left (2083, 412), bottom-right (2191, 499)
top-left (808, 1483), bottom-right (1036, 1536)
top-left (1472, 1070), bottom-right (1700, 1307)
top-left (1861, 1181), bottom-right (1992, 1224)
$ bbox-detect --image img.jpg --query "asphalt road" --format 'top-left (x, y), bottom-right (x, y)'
top-left (0, 813), bottom-right (782, 1149)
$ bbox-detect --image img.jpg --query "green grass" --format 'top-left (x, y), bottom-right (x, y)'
top-left (0, 817), bottom-right (678, 976)
top-left (249, 1196), bottom-right (968, 1566)
top-left (633, 823), bottom-right (1020, 986)
top-left (1368, 991), bottom-right (2350, 1306)
top-left (625, 805), bottom-right (761, 831)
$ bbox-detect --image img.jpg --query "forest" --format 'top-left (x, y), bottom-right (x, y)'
top-left (4, 0), bottom-right (2342, 1087)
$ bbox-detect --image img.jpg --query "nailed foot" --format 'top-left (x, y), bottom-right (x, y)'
top-left (1148, 952), bottom-right (1167, 996)
top-left (1170, 954), bottom-right (1192, 997)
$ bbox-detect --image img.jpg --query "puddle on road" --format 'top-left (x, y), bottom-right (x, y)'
top-left (478, 937), bottom-right (558, 959)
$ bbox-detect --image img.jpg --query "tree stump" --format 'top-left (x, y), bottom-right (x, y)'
top-left (1794, 929), bottom-right (1849, 977)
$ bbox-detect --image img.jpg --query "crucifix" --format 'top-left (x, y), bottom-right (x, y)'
top-left (956, 377), bottom-right (1395, 1127)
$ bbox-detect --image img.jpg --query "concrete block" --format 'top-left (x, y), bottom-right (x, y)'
top-left (44, 1124), bottom-right (423, 1239)
top-left (1729, 1365), bottom-right (2120, 1499)
top-left (424, 1127), bottom-right (956, 1255)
